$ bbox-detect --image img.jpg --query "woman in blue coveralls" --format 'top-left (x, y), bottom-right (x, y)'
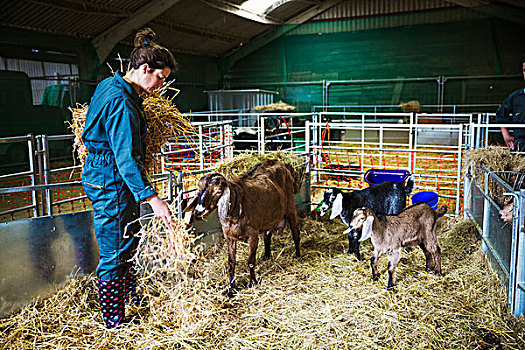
top-left (81, 28), bottom-right (176, 328)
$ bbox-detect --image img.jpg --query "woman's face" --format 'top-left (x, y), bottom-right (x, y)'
top-left (137, 64), bottom-right (171, 94)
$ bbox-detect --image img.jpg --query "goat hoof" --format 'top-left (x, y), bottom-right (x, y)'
top-left (227, 287), bottom-right (236, 298)
top-left (372, 275), bottom-right (380, 281)
top-left (425, 267), bottom-right (432, 272)
top-left (262, 254), bottom-right (271, 261)
top-left (387, 285), bottom-right (396, 291)
top-left (249, 279), bottom-right (259, 288)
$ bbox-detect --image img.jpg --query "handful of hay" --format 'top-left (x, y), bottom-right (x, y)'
top-left (128, 202), bottom-right (197, 280)
top-left (68, 85), bottom-right (196, 179)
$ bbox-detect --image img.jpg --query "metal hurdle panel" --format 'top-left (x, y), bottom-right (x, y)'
top-left (464, 167), bottom-right (525, 317)
top-left (308, 114), bottom-right (465, 215)
top-left (161, 120), bottom-right (234, 173)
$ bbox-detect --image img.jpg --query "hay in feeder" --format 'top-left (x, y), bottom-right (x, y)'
top-left (399, 100), bottom-right (420, 113)
top-left (465, 146), bottom-right (525, 191)
top-left (254, 100), bottom-right (295, 112)
top-left (215, 151), bottom-right (306, 193)
top-left (2, 214), bottom-right (525, 349)
top-left (68, 85), bottom-right (196, 179)
top-left (465, 146), bottom-right (525, 173)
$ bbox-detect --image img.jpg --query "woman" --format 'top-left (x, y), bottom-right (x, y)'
top-left (81, 28), bottom-right (176, 328)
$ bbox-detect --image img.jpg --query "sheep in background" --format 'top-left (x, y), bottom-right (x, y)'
top-left (349, 203), bottom-right (447, 289)
top-left (319, 178), bottom-right (414, 260)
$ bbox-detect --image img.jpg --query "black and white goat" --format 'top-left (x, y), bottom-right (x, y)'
top-left (319, 178), bottom-right (414, 260)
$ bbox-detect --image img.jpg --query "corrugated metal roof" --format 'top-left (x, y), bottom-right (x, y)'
top-left (313, 0), bottom-right (456, 20)
top-left (0, 0), bottom-right (504, 58)
top-left (291, 7), bottom-right (488, 36)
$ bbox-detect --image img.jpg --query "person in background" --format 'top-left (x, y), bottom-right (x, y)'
top-left (81, 28), bottom-right (176, 328)
top-left (496, 61), bottom-right (525, 152)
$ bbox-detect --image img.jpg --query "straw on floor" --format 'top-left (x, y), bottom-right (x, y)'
top-left (1, 211), bottom-right (524, 349)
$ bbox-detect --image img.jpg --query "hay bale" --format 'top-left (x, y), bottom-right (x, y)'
top-left (399, 100), bottom-right (420, 113)
top-left (254, 100), bottom-right (295, 112)
top-left (215, 151), bottom-right (306, 193)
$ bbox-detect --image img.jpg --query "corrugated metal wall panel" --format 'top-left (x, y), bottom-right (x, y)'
top-left (293, 7), bottom-right (487, 35)
top-left (314, 0), bottom-right (455, 20)
top-left (2, 58), bottom-right (79, 105)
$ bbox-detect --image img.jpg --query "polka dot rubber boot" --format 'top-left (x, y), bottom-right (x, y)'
top-left (124, 268), bottom-right (140, 305)
top-left (97, 278), bottom-right (126, 329)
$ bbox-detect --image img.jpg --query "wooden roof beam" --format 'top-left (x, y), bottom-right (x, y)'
top-left (153, 17), bottom-right (246, 44)
top-left (92, 0), bottom-right (182, 63)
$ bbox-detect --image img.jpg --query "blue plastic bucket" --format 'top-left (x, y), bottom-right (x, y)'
top-left (411, 191), bottom-right (439, 209)
top-left (364, 169), bottom-right (411, 186)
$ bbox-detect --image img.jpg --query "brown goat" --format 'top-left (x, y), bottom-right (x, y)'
top-left (349, 203), bottom-right (447, 289)
top-left (498, 201), bottom-right (514, 223)
top-left (185, 160), bottom-right (300, 297)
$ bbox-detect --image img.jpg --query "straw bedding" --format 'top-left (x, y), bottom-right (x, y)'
top-left (1, 212), bottom-right (524, 349)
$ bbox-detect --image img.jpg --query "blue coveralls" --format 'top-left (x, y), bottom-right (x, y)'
top-left (496, 88), bottom-right (525, 151)
top-left (81, 72), bottom-right (156, 281)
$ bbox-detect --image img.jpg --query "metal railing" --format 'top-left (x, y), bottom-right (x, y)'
top-left (464, 167), bottom-right (525, 317)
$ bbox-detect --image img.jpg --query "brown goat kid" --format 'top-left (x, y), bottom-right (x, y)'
top-left (185, 160), bottom-right (300, 297)
top-left (498, 201), bottom-right (514, 223)
top-left (349, 203), bottom-right (447, 289)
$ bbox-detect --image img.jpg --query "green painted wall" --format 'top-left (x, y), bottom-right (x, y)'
top-left (227, 17), bottom-right (525, 112)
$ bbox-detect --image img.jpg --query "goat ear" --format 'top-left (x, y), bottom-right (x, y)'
top-left (359, 216), bottom-right (374, 242)
top-left (330, 193), bottom-right (344, 220)
top-left (183, 195), bottom-right (199, 212)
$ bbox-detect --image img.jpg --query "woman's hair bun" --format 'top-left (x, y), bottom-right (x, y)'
top-left (134, 28), bottom-right (156, 48)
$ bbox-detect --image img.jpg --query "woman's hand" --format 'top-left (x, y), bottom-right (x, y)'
top-left (147, 195), bottom-right (175, 228)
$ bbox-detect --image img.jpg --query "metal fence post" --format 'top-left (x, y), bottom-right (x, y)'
top-left (41, 135), bottom-right (52, 216)
top-left (514, 190), bottom-right (525, 317)
top-left (455, 124), bottom-right (463, 216)
top-left (481, 171), bottom-right (490, 253)
top-left (27, 134), bottom-right (39, 217)
top-left (198, 125), bottom-right (204, 170)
